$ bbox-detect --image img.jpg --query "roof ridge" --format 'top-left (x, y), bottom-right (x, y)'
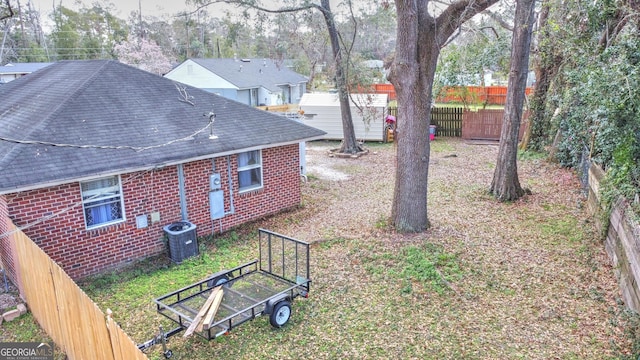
top-left (30, 60), bottom-right (111, 135)
top-left (0, 60), bottom-right (112, 167)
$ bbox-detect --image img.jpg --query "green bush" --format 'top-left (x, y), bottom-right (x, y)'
top-left (554, 34), bottom-right (640, 217)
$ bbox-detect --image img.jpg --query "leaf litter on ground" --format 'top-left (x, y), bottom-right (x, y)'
top-left (84, 139), bottom-right (631, 359)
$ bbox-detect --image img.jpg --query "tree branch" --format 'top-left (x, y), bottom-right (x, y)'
top-left (599, 12), bottom-right (639, 49)
top-left (435, 0), bottom-right (500, 45)
top-left (1, 0), bottom-right (14, 21)
top-left (183, 0), bottom-right (318, 17)
top-left (485, 10), bottom-right (514, 31)
top-left (175, 83), bottom-right (195, 106)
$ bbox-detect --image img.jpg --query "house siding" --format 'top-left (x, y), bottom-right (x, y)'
top-left (164, 60), bottom-right (236, 89)
top-left (0, 144), bottom-right (301, 280)
top-left (236, 89), bottom-right (251, 106)
top-left (300, 93), bottom-right (388, 141)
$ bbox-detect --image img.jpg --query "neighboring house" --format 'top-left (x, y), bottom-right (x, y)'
top-left (299, 93), bottom-right (389, 142)
top-left (164, 58), bottom-right (308, 107)
top-left (0, 62), bottom-right (53, 83)
top-left (0, 60), bottom-right (325, 281)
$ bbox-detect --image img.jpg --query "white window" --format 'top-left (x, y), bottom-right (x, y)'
top-left (81, 176), bottom-right (125, 229)
top-left (238, 150), bottom-right (263, 192)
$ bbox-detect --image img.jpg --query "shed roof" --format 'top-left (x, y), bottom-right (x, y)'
top-left (299, 93), bottom-right (389, 108)
top-left (0, 60), bottom-right (325, 194)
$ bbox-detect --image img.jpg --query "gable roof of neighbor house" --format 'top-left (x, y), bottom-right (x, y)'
top-left (0, 62), bottom-right (53, 76)
top-left (188, 58), bottom-right (308, 92)
top-left (0, 60), bottom-right (325, 194)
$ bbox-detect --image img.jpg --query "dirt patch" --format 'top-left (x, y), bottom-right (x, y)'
top-left (305, 150), bottom-right (350, 181)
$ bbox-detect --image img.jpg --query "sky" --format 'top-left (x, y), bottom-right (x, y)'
top-left (30, 0), bottom-right (213, 19)
top-left (29, 0), bottom-right (346, 19)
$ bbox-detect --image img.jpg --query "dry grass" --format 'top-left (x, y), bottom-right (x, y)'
top-left (84, 139), bottom-right (630, 359)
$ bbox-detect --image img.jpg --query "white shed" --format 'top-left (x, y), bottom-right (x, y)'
top-left (299, 93), bottom-right (389, 141)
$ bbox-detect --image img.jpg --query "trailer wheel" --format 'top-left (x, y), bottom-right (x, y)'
top-left (207, 275), bottom-right (229, 288)
top-left (163, 349), bottom-right (173, 359)
top-left (269, 300), bottom-right (291, 328)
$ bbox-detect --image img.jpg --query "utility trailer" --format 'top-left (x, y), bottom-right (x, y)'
top-left (138, 229), bottom-right (311, 358)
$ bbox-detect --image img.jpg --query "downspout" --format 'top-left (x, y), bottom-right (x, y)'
top-left (177, 164), bottom-right (188, 220)
top-left (211, 158), bottom-right (216, 236)
top-left (225, 155), bottom-right (235, 215)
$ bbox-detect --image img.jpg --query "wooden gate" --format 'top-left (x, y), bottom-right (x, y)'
top-left (462, 109), bottom-right (528, 141)
top-left (386, 107), bottom-right (463, 138)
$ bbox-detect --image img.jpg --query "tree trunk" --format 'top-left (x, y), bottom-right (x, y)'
top-left (524, 0), bottom-right (561, 152)
top-left (319, 0), bottom-right (361, 154)
top-left (388, 3), bottom-right (438, 232)
top-left (490, 0), bottom-right (536, 201)
top-left (389, 0), bottom-right (498, 232)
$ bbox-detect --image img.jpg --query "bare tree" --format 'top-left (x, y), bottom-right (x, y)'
top-left (489, 0), bottom-right (536, 201)
top-left (388, 0), bottom-right (498, 232)
top-left (188, 0), bottom-right (363, 154)
top-left (0, 0), bottom-right (14, 21)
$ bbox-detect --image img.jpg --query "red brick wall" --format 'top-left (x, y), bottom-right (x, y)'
top-left (1, 145), bottom-right (301, 280)
top-left (184, 145), bottom-right (301, 233)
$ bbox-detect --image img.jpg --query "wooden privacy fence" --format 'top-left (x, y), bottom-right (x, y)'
top-left (373, 84), bottom-right (396, 100)
top-left (462, 109), bottom-right (528, 141)
top-left (369, 84), bottom-right (533, 105)
top-left (356, 84), bottom-right (397, 100)
top-left (431, 107), bottom-right (463, 137)
top-left (436, 86), bottom-right (535, 105)
top-left (387, 107), bottom-right (463, 137)
top-left (386, 107), bottom-right (528, 141)
top-left (9, 223), bottom-right (147, 360)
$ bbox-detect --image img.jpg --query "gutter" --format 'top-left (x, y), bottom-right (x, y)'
top-left (0, 136), bottom-right (325, 195)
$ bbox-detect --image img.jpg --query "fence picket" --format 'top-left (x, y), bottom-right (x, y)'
top-left (387, 107), bottom-right (464, 138)
top-left (9, 223), bottom-right (147, 360)
top-left (386, 107), bottom-right (528, 141)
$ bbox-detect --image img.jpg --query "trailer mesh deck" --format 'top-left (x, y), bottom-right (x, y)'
top-left (158, 270), bottom-right (297, 336)
top-left (153, 229), bottom-right (311, 340)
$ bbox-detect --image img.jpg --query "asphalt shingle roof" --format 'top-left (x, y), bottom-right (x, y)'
top-left (0, 60), bottom-right (325, 193)
top-left (190, 58), bottom-right (308, 92)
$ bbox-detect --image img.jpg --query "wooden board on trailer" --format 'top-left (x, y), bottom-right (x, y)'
top-left (201, 289), bottom-right (224, 331)
top-left (183, 286), bottom-right (221, 338)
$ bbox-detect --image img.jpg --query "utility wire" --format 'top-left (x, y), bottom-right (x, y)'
top-left (0, 121), bottom-right (213, 152)
top-left (0, 168), bottom-right (153, 239)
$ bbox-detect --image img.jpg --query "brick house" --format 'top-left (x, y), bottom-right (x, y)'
top-left (0, 60), bottom-right (324, 281)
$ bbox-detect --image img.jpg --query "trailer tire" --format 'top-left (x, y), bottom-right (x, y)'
top-left (207, 275), bottom-right (229, 288)
top-left (163, 349), bottom-right (173, 359)
top-left (269, 300), bottom-right (291, 328)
